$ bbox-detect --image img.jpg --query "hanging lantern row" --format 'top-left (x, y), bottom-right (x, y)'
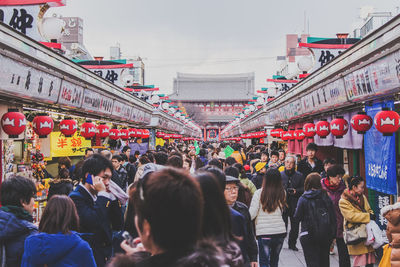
top-left (156, 131), bottom-right (185, 140)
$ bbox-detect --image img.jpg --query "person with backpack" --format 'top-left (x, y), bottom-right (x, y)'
top-left (249, 168), bottom-right (287, 267)
top-left (294, 172), bottom-right (336, 267)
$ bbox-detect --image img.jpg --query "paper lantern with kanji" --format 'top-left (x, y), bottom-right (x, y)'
top-left (374, 108), bottom-right (400, 136)
top-left (80, 121), bottom-right (96, 140)
top-left (351, 112), bottom-right (373, 134)
top-left (128, 128), bottom-right (136, 138)
top-left (259, 131), bottom-right (267, 138)
top-left (119, 129), bottom-right (130, 140)
top-left (316, 120), bottom-right (330, 138)
top-left (163, 133), bottom-right (171, 140)
top-left (156, 131), bottom-right (165, 138)
top-left (136, 129), bottom-right (144, 138)
top-left (59, 118), bottom-right (77, 137)
top-left (294, 129), bottom-right (306, 141)
top-left (303, 123), bottom-right (316, 138)
top-left (109, 128), bottom-right (120, 140)
top-left (97, 124), bottom-right (110, 138)
top-left (271, 128), bottom-right (283, 138)
top-left (330, 117), bottom-right (349, 138)
top-left (1, 109), bottom-right (27, 138)
top-left (33, 114), bottom-right (54, 138)
top-left (282, 131), bottom-right (293, 141)
top-left (142, 129), bottom-right (150, 139)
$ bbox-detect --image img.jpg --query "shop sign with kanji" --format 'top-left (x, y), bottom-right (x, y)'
top-left (50, 131), bottom-right (91, 157)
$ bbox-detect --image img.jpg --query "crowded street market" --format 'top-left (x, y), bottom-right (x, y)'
top-left (1, 0), bottom-right (400, 266)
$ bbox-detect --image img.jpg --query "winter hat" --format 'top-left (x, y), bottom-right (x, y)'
top-left (255, 162), bottom-right (267, 172)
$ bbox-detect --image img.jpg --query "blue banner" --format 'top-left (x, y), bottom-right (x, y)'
top-left (365, 101), bottom-right (397, 195)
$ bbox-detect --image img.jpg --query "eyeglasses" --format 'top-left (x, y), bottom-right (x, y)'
top-left (225, 186), bottom-right (239, 193)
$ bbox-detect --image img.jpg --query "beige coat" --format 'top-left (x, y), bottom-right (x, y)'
top-left (339, 191), bottom-right (374, 256)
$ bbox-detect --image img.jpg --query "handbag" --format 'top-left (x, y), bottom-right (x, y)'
top-left (343, 221), bottom-right (368, 245)
top-left (379, 244), bottom-right (392, 267)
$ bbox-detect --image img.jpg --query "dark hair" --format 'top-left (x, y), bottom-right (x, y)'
top-left (224, 166), bottom-right (239, 178)
top-left (195, 172), bottom-right (232, 242)
top-left (134, 168), bottom-right (203, 251)
top-left (169, 151), bottom-right (183, 160)
top-left (306, 142), bottom-right (318, 151)
top-left (58, 168), bottom-right (70, 179)
top-left (81, 154), bottom-right (113, 184)
top-left (106, 251), bottom-right (151, 267)
top-left (327, 165), bottom-right (345, 179)
top-left (184, 158), bottom-right (192, 168)
top-left (304, 172), bottom-right (322, 191)
top-left (323, 158), bottom-right (337, 166)
top-left (139, 155), bottom-right (150, 165)
top-left (270, 151), bottom-right (279, 158)
top-left (278, 149), bottom-right (286, 156)
top-left (260, 169), bottom-right (286, 212)
top-left (154, 152), bottom-right (168, 165)
top-left (199, 149), bottom-right (207, 157)
top-left (233, 163), bottom-right (246, 179)
top-left (85, 148), bottom-right (94, 155)
top-left (348, 176), bottom-right (364, 190)
top-left (39, 195), bottom-right (79, 234)
top-left (124, 183), bottom-right (139, 237)
top-left (225, 157), bottom-right (237, 166)
top-left (122, 146), bottom-right (131, 153)
top-left (58, 157), bottom-right (72, 169)
top-left (199, 166), bottom-right (226, 191)
top-left (134, 151), bottom-right (140, 156)
top-left (195, 157), bottom-right (205, 170)
top-left (112, 154), bottom-right (123, 162)
top-left (261, 150), bottom-right (269, 156)
top-left (166, 156), bottom-right (183, 168)
top-left (146, 152), bottom-right (155, 163)
top-left (208, 158), bottom-right (223, 170)
top-left (176, 240), bottom-right (226, 267)
top-left (120, 153), bottom-right (128, 162)
top-left (129, 155), bottom-right (136, 164)
top-left (0, 175), bottom-right (36, 207)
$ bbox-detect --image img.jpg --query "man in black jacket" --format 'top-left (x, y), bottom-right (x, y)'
top-left (297, 142), bottom-right (324, 178)
top-left (281, 156), bottom-right (305, 251)
top-left (69, 154), bottom-right (122, 267)
top-left (224, 175), bottom-right (258, 267)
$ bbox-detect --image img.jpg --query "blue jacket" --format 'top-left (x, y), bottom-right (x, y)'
top-left (0, 209), bottom-right (37, 267)
top-left (69, 185), bottom-right (122, 267)
top-left (21, 232), bottom-right (96, 267)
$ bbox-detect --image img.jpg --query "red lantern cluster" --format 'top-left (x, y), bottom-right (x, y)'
top-left (351, 112), bottom-right (372, 134)
top-left (374, 108), bottom-right (400, 136)
top-left (33, 114), bottom-right (54, 138)
top-left (60, 117), bottom-right (77, 137)
top-left (97, 124), bottom-right (110, 138)
top-left (1, 109), bottom-right (26, 138)
top-left (316, 120), bottom-right (330, 138)
top-left (80, 121), bottom-right (96, 140)
top-left (330, 117), bottom-right (349, 139)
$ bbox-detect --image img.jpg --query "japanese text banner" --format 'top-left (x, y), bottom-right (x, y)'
top-left (50, 132), bottom-right (91, 157)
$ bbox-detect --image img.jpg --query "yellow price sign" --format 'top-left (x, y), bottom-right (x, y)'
top-left (50, 132), bottom-right (92, 157)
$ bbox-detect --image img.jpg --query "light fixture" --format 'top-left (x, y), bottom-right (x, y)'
top-left (297, 56), bottom-right (314, 73)
top-left (41, 14), bottom-right (64, 42)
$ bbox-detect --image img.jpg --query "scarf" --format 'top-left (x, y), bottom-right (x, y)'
top-left (1, 205), bottom-right (33, 222)
top-left (323, 178), bottom-right (340, 191)
top-left (342, 189), bottom-right (365, 212)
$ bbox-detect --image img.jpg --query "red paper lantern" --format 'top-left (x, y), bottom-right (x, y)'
top-left (33, 114), bottom-right (54, 138)
top-left (156, 131), bottom-right (165, 138)
top-left (136, 129), bottom-right (144, 138)
top-left (282, 131), bottom-right (293, 141)
top-left (109, 128), bottom-right (120, 140)
top-left (97, 124), bottom-right (110, 138)
top-left (119, 129), bottom-right (130, 140)
top-left (270, 128), bottom-right (283, 138)
top-left (374, 108), bottom-right (400, 136)
top-left (294, 129), bottom-right (306, 141)
top-left (316, 120), bottom-right (330, 138)
top-left (59, 117), bottom-right (77, 137)
top-left (303, 123), bottom-right (316, 138)
top-left (142, 129), bottom-right (150, 139)
top-left (164, 134), bottom-right (171, 140)
top-left (80, 121), bottom-right (96, 140)
top-left (259, 131), bottom-right (267, 138)
top-left (1, 109), bottom-right (26, 138)
top-left (330, 117), bottom-right (349, 139)
top-left (350, 112), bottom-right (372, 134)
top-left (128, 128), bottom-right (136, 138)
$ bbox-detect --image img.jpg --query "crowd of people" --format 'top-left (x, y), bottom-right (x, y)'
top-left (0, 141), bottom-right (393, 267)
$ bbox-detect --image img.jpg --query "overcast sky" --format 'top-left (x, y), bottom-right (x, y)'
top-left (56, 0), bottom-right (400, 95)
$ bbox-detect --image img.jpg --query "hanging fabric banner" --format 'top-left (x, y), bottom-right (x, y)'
top-left (364, 100), bottom-right (397, 195)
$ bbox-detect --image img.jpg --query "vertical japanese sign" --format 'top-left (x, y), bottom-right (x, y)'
top-left (50, 132), bottom-right (91, 157)
top-left (364, 100), bottom-right (397, 195)
top-left (374, 190), bottom-right (391, 230)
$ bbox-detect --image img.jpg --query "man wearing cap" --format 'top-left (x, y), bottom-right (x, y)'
top-left (225, 176), bottom-right (258, 267)
top-left (251, 162), bottom-right (267, 189)
top-left (297, 142), bottom-right (324, 178)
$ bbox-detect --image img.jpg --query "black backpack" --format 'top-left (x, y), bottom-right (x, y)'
top-left (306, 196), bottom-right (336, 243)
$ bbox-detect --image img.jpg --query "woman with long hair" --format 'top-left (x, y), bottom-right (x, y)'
top-left (249, 168), bottom-right (287, 267)
top-left (195, 172), bottom-right (244, 267)
top-left (339, 176), bottom-right (376, 267)
top-left (22, 195), bottom-right (96, 267)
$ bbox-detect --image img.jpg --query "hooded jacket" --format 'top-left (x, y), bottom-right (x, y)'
top-left (321, 178), bottom-right (346, 238)
top-left (0, 209), bottom-right (37, 267)
top-left (22, 231), bottom-right (96, 267)
top-left (382, 202), bottom-right (400, 267)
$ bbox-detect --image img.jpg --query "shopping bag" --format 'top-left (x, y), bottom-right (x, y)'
top-left (379, 244), bottom-right (392, 267)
